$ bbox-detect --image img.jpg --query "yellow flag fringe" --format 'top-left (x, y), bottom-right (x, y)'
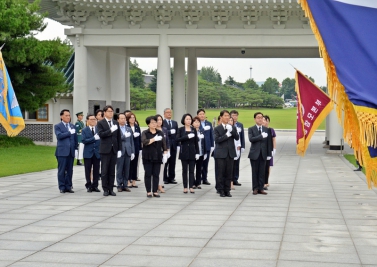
top-left (299, 0), bottom-right (377, 188)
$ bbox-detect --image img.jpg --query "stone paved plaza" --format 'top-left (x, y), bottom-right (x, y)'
top-left (1, 131), bottom-right (377, 267)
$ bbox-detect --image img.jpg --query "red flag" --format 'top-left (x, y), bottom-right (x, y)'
top-left (296, 70), bottom-right (333, 156)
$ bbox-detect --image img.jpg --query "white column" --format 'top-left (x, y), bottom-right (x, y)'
top-left (73, 35), bottom-right (88, 117)
top-left (156, 34), bottom-right (171, 115)
top-left (187, 48), bottom-right (198, 116)
top-left (125, 52), bottom-right (130, 110)
top-left (173, 48), bottom-right (186, 122)
top-left (328, 107), bottom-right (343, 151)
top-left (105, 48), bottom-right (111, 105)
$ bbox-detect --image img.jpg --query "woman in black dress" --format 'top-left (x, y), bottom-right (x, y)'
top-left (127, 112), bottom-right (141, 188)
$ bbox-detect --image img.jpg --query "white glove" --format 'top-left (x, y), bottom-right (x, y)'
top-left (125, 131), bottom-right (131, 138)
top-left (69, 129), bottom-right (76, 134)
top-left (133, 132), bottom-right (140, 138)
top-left (272, 148), bottom-right (276, 156)
top-left (94, 134), bottom-right (100, 140)
top-left (195, 154), bottom-right (200, 160)
top-left (170, 129), bottom-right (176, 134)
top-left (131, 153), bottom-right (135, 161)
top-left (110, 124), bottom-right (118, 132)
top-left (237, 127), bottom-right (242, 133)
top-left (204, 125), bottom-right (210, 131)
top-left (139, 150), bottom-right (142, 156)
top-left (261, 132), bottom-right (268, 138)
top-left (226, 124), bottom-right (232, 132)
top-left (188, 133), bottom-right (195, 139)
top-left (162, 154), bottom-right (168, 164)
top-left (117, 151), bottom-right (122, 158)
top-left (75, 150), bottom-right (78, 159)
top-left (177, 146), bottom-right (180, 155)
top-left (203, 153), bottom-right (207, 161)
top-left (226, 131), bottom-right (232, 137)
top-left (241, 148), bottom-right (245, 153)
top-left (167, 150), bottom-right (171, 159)
top-left (237, 150), bottom-right (241, 158)
top-left (210, 147), bottom-right (214, 154)
top-left (198, 133), bottom-right (204, 139)
top-left (154, 135), bottom-right (163, 141)
top-left (267, 156), bottom-right (272, 160)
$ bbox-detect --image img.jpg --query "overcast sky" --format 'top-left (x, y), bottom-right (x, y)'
top-left (36, 19), bottom-right (328, 86)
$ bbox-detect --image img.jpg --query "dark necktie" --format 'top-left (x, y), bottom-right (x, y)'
top-left (108, 120), bottom-right (112, 127)
top-left (65, 123), bottom-right (68, 129)
top-left (92, 127), bottom-right (95, 135)
top-left (169, 120), bottom-right (172, 128)
top-left (258, 127), bottom-right (261, 134)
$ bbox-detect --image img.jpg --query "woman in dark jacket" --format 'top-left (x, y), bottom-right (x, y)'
top-left (141, 116), bottom-right (168, 198)
top-left (156, 114), bottom-right (170, 193)
top-left (192, 116), bottom-right (206, 189)
top-left (176, 113), bottom-right (199, 194)
top-left (127, 112), bottom-right (141, 188)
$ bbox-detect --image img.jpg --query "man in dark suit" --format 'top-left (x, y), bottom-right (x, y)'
top-left (248, 112), bottom-right (270, 195)
top-left (213, 110), bottom-right (239, 197)
top-left (116, 113), bottom-right (135, 192)
top-left (230, 110), bottom-right (245, 186)
top-left (197, 108), bottom-right (214, 185)
top-left (54, 109), bottom-right (78, 193)
top-left (163, 108), bottom-right (178, 184)
top-left (97, 105), bottom-right (122, 196)
top-left (81, 114), bottom-right (101, 193)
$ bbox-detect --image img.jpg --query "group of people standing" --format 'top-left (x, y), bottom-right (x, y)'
top-left (54, 107), bottom-right (276, 198)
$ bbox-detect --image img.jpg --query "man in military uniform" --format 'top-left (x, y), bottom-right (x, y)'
top-left (75, 111), bottom-right (85, 166)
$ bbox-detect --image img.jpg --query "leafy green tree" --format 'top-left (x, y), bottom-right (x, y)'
top-left (199, 66), bottom-right (222, 84)
top-left (261, 77), bottom-right (280, 95)
top-left (280, 77), bottom-right (296, 100)
top-left (198, 78), bottom-right (218, 109)
top-left (129, 59), bottom-right (145, 88)
top-left (243, 78), bottom-right (259, 90)
top-left (1, 0), bottom-right (72, 111)
top-left (148, 68), bottom-right (173, 93)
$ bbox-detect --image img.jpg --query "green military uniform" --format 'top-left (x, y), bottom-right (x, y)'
top-left (75, 112), bottom-right (85, 165)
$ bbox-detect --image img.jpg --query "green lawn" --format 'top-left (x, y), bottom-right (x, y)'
top-left (133, 108), bottom-right (325, 130)
top-left (0, 146), bottom-right (58, 177)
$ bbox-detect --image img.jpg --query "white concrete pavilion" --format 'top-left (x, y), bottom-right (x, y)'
top-left (40, 0), bottom-right (319, 120)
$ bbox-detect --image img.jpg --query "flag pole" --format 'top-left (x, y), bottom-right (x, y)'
top-left (0, 44), bottom-right (5, 51)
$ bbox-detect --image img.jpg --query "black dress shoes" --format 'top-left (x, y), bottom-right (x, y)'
top-left (354, 167), bottom-right (362, 171)
top-left (109, 191), bottom-right (116, 196)
top-left (169, 181), bottom-right (177, 184)
top-left (203, 181), bottom-right (211, 185)
top-left (87, 188), bottom-right (92, 193)
top-left (220, 192), bottom-right (226, 197)
top-left (253, 189), bottom-right (258, 195)
top-left (93, 188), bottom-right (101, 192)
top-left (164, 181), bottom-right (169, 184)
top-left (123, 188), bottom-right (131, 192)
top-left (60, 190), bottom-right (65, 193)
top-left (233, 181), bottom-right (242, 186)
top-left (66, 189), bottom-right (74, 193)
top-left (225, 192), bottom-right (232, 197)
top-left (103, 191), bottom-right (109, 196)
top-left (258, 190), bottom-right (268, 195)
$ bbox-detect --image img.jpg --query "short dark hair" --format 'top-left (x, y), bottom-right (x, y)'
top-left (181, 113), bottom-right (193, 125)
top-left (230, 110), bottom-right (238, 115)
top-left (103, 105), bottom-right (114, 112)
top-left (254, 112), bottom-right (263, 118)
top-left (192, 116), bottom-right (201, 124)
top-left (95, 109), bottom-right (104, 117)
top-left (217, 115), bottom-right (221, 122)
top-left (124, 110), bottom-right (131, 114)
top-left (197, 108), bottom-right (205, 115)
top-left (118, 113), bottom-right (126, 119)
top-left (146, 115), bottom-right (158, 125)
top-left (220, 110), bottom-right (230, 117)
top-left (126, 112), bottom-right (136, 125)
top-left (60, 109), bottom-right (70, 116)
top-left (86, 114), bottom-right (95, 120)
top-left (264, 115), bottom-right (270, 122)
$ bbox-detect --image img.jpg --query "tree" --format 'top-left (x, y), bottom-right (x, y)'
top-left (243, 78), bottom-right (259, 90)
top-left (129, 59), bottom-right (145, 88)
top-left (280, 77), bottom-right (296, 100)
top-left (199, 66), bottom-right (222, 84)
top-left (1, 0), bottom-right (72, 111)
top-left (148, 68), bottom-right (173, 93)
top-left (261, 77), bottom-right (280, 95)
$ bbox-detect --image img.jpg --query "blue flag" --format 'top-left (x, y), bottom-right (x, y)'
top-left (300, 0), bottom-right (377, 187)
top-left (0, 51), bottom-right (25, 136)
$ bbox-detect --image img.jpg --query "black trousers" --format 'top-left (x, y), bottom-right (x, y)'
top-left (214, 157), bottom-right (218, 190)
top-left (201, 151), bottom-right (210, 182)
top-left (195, 155), bottom-right (204, 186)
top-left (100, 152), bottom-right (117, 192)
top-left (233, 155), bottom-right (240, 182)
top-left (216, 156), bottom-right (234, 194)
top-left (84, 156), bottom-right (100, 189)
top-left (181, 159), bottom-right (195, 188)
top-left (264, 159), bottom-right (271, 185)
top-left (164, 148), bottom-right (177, 182)
top-left (143, 160), bottom-right (160, 193)
top-left (129, 152), bottom-right (139, 181)
top-left (250, 153), bottom-right (266, 191)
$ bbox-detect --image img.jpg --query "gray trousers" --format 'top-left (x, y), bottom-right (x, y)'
top-left (116, 155), bottom-right (131, 188)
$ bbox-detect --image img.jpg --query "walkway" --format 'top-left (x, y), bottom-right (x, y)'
top-left (0, 131), bottom-right (376, 267)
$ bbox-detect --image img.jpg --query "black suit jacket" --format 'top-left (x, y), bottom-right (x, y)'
top-left (97, 119), bottom-right (122, 154)
top-left (248, 125), bottom-right (270, 160)
top-left (213, 124), bottom-right (239, 159)
top-left (176, 126), bottom-right (199, 160)
top-left (163, 119), bottom-right (178, 150)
